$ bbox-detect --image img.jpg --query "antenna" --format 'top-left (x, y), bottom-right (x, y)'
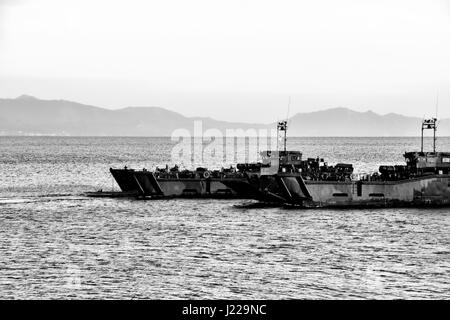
top-left (435, 91), bottom-right (439, 120)
top-left (286, 96), bottom-right (291, 121)
top-left (282, 96), bottom-right (291, 152)
top-left (435, 91), bottom-right (439, 152)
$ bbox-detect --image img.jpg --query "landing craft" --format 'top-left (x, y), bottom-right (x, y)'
top-left (221, 118), bottom-right (450, 208)
top-left (90, 118), bottom-right (450, 208)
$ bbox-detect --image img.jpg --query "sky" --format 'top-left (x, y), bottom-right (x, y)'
top-left (0, 0), bottom-right (450, 123)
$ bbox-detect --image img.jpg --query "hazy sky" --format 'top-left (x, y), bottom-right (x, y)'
top-left (1, 0), bottom-right (450, 123)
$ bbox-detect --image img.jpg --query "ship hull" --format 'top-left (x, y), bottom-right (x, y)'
top-left (109, 168), bottom-right (450, 207)
top-left (303, 175), bottom-right (450, 208)
top-left (109, 168), bottom-right (243, 198)
top-left (222, 174), bottom-right (450, 208)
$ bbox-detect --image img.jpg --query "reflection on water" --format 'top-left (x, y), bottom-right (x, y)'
top-left (0, 137), bottom-right (449, 299)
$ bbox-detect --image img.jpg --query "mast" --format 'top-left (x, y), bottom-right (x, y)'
top-left (277, 120), bottom-right (288, 152)
top-left (421, 118), bottom-right (437, 153)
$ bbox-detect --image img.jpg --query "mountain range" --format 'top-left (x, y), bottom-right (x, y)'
top-left (0, 95), bottom-right (448, 136)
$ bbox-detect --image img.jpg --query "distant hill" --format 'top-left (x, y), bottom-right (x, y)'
top-left (285, 107), bottom-right (450, 136)
top-left (0, 95), bottom-right (265, 136)
top-left (0, 95), bottom-right (449, 136)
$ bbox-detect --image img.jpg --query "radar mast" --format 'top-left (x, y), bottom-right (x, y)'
top-left (277, 120), bottom-right (288, 152)
top-left (421, 118), bottom-right (437, 153)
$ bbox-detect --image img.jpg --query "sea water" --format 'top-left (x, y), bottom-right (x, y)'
top-left (0, 136), bottom-right (449, 299)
